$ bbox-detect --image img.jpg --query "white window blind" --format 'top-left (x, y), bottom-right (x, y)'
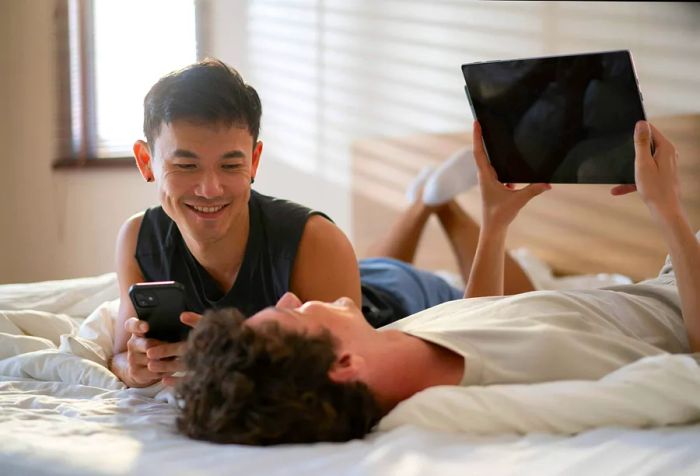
top-left (247, 0), bottom-right (547, 186)
top-left (247, 0), bottom-right (700, 190)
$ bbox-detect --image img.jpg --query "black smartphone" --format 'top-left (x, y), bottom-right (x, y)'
top-left (462, 50), bottom-right (647, 184)
top-left (128, 281), bottom-right (190, 343)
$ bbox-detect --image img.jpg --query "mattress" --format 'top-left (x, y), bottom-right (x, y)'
top-left (1, 273), bottom-right (699, 476)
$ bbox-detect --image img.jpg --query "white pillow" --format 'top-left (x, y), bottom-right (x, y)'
top-left (378, 354), bottom-right (700, 435)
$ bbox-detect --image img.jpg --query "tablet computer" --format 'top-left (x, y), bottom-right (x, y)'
top-left (461, 50), bottom-right (646, 184)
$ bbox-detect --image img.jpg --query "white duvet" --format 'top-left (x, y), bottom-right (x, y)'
top-left (2, 273), bottom-right (700, 475)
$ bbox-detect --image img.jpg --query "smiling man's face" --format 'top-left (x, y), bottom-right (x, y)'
top-left (146, 120), bottom-right (262, 245)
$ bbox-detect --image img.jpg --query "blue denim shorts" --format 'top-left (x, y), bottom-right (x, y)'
top-left (359, 257), bottom-right (463, 316)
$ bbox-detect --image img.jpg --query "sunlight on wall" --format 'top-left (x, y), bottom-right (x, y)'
top-left (247, 0), bottom-right (700, 198)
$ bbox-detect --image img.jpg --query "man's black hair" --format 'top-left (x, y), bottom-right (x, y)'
top-left (143, 58), bottom-right (262, 147)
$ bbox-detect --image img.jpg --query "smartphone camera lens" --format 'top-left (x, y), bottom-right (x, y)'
top-left (136, 292), bottom-right (159, 308)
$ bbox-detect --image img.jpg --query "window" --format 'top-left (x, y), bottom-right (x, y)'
top-left (55, 0), bottom-right (197, 164)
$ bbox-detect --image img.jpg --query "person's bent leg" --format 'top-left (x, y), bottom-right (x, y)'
top-left (435, 200), bottom-right (535, 295)
top-left (365, 200), bottom-right (436, 264)
top-left (423, 147), bottom-right (478, 206)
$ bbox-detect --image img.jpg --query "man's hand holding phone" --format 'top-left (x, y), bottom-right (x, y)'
top-left (119, 281), bottom-right (202, 387)
top-left (123, 317), bottom-right (164, 387)
top-left (123, 311), bottom-right (202, 387)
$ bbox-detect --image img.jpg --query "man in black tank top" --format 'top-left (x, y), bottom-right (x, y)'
top-left (135, 192), bottom-right (334, 319)
top-left (110, 60), bottom-right (364, 388)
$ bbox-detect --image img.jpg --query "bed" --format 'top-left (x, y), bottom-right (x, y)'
top-left (2, 273), bottom-right (700, 475)
top-left (3, 114), bottom-right (700, 475)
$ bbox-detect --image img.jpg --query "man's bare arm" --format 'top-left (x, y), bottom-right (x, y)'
top-left (113, 213), bottom-right (144, 354)
top-left (658, 213), bottom-right (700, 351)
top-left (465, 122), bottom-right (550, 298)
top-left (110, 213), bottom-right (163, 387)
top-left (626, 122), bottom-right (700, 351)
top-left (290, 215), bottom-right (362, 306)
top-left (466, 226), bottom-right (509, 298)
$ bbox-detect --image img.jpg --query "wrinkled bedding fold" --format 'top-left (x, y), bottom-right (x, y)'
top-left (1, 273), bottom-right (699, 436)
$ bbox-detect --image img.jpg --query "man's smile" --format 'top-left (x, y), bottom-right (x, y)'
top-left (185, 203), bottom-right (230, 218)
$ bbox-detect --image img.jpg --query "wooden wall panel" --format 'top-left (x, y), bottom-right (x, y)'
top-left (352, 115), bottom-right (700, 282)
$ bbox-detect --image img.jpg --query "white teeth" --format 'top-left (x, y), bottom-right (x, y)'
top-left (191, 205), bottom-right (225, 213)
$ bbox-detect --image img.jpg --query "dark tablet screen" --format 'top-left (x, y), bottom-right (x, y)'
top-left (461, 50), bottom-right (646, 184)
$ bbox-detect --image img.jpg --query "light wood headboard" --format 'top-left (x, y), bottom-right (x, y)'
top-left (351, 114), bottom-right (700, 282)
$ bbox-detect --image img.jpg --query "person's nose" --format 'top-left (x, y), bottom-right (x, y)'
top-left (195, 169), bottom-right (224, 199)
top-left (276, 292), bottom-right (303, 309)
top-left (333, 297), bottom-right (353, 307)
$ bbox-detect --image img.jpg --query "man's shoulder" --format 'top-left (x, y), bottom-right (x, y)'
top-left (251, 190), bottom-right (333, 225)
top-left (115, 212), bottom-right (146, 277)
top-left (249, 191), bottom-right (335, 268)
top-left (118, 211), bottom-right (146, 242)
top-left (137, 205), bottom-right (177, 235)
top-left (252, 190), bottom-right (313, 213)
top-left (131, 206), bottom-right (177, 256)
top-left (120, 206), bottom-right (169, 230)
top-left (141, 205), bottom-right (171, 225)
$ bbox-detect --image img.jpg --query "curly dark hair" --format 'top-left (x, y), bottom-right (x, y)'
top-left (143, 58), bottom-right (262, 147)
top-left (176, 308), bottom-right (383, 445)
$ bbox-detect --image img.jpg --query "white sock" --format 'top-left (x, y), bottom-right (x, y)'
top-left (422, 147), bottom-right (478, 206)
top-left (405, 165), bottom-right (434, 204)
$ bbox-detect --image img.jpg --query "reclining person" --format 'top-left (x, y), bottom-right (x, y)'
top-left (175, 120), bottom-right (699, 445)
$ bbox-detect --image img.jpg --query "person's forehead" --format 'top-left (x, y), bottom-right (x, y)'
top-left (172, 119), bottom-right (248, 133)
top-left (155, 121), bottom-right (253, 148)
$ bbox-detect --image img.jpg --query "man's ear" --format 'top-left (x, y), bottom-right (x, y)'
top-left (251, 140), bottom-right (263, 182)
top-left (133, 140), bottom-right (155, 182)
top-left (328, 352), bottom-right (364, 384)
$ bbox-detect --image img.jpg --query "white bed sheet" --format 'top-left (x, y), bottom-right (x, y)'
top-left (1, 274), bottom-right (699, 476)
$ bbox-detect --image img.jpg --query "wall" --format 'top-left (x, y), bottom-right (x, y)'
top-left (197, 0), bottom-right (354, 237)
top-left (0, 0), bottom-right (155, 283)
top-left (0, 0), bottom-right (698, 284)
top-left (245, 1), bottom-right (700, 208)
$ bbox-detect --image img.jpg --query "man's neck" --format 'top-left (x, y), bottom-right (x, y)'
top-left (182, 207), bottom-right (250, 292)
top-left (367, 330), bottom-right (465, 412)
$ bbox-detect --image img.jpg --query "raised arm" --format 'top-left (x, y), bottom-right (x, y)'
top-left (465, 122), bottom-right (550, 298)
top-left (615, 121), bottom-right (700, 351)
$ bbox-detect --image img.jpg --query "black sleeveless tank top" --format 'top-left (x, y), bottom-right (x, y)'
top-left (135, 190), bottom-right (328, 317)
